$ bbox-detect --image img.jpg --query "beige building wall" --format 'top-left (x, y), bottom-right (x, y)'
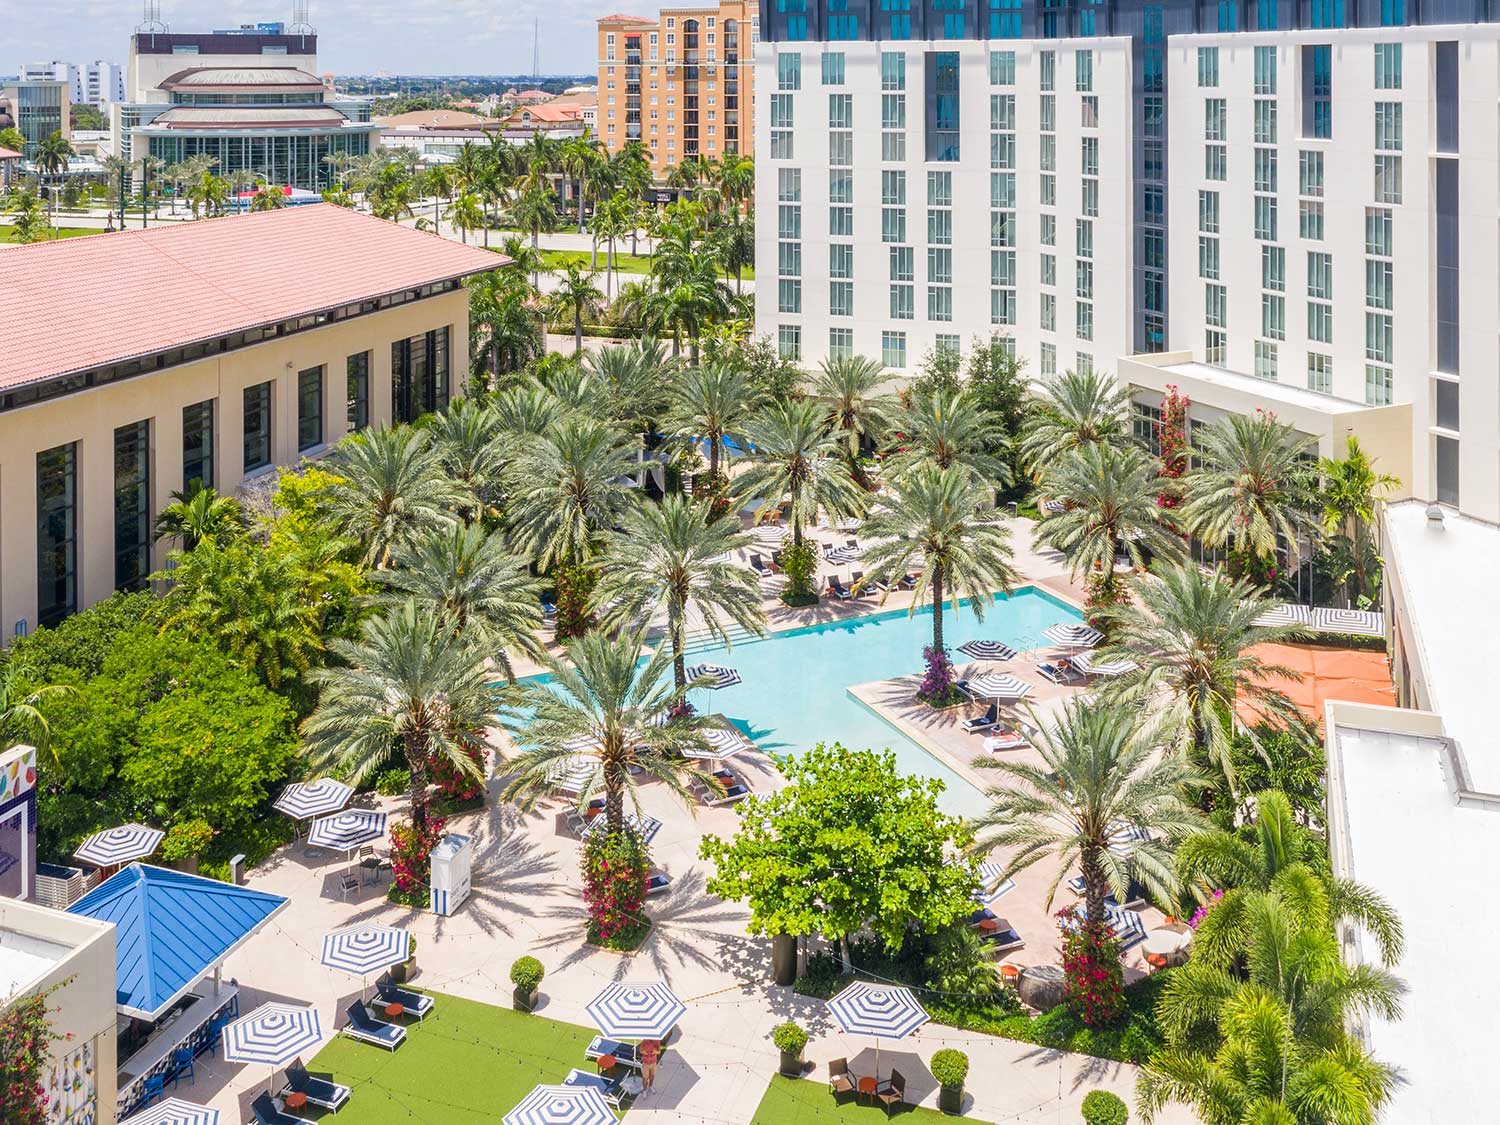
top-left (0, 287), bottom-right (469, 635)
top-left (0, 898), bottom-right (119, 1125)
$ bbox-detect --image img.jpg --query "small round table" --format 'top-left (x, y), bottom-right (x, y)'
top-left (999, 963), bottom-right (1021, 985)
top-left (858, 1076), bottom-right (878, 1104)
top-left (284, 1093), bottom-right (308, 1111)
top-left (597, 1054), bottom-right (617, 1073)
top-left (383, 1001), bottom-right (404, 1019)
top-left (977, 917), bottom-right (999, 933)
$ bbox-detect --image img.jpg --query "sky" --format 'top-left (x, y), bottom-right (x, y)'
top-left (9, 0), bottom-right (605, 77)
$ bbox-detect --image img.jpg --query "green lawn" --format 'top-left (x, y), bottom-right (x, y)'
top-left (0, 224), bottom-right (98, 242)
top-left (752, 1075), bottom-right (990, 1123)
top-left (539, 247), bottom-right (754, 281)
top-left (305, 991), bottom-right (615, 1122)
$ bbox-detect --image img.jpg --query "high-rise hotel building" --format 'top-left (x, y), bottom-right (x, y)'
top-left (598, 4), bottom-right (759, 181)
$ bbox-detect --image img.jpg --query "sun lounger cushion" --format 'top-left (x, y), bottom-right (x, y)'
top-left (376, 980), bottom-right (434, 1019)
top-left (586, 1037), bottom-right (642, 1069)
top-left (285, 1060), bottom-right (351, 1112)
top-left (564, 1068), bottom-right (625, 1107)
top-left (343, 1003), bottom-right (405, 1049)
top-left (252, 1094), bottom-right (311, 1125)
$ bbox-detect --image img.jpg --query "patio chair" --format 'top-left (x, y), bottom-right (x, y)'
top-left (962, 702), bottom-right (1000, 733)
top-left (563, 1068), bottom-right (626, 1108)
top-left (876, 1070), bottom-right (907, 1116)
top-left (168, 1046), bottom-right (195, 1086)
top-left (985, 729), bottom-right (1029, 752)
top-left (140, 1074), bottom-right (167, 1108)
top-left (827, 575), bottom-right (854, 600)
top-left (541, 597), bottom-right (557, 620)
top-left (748, 553), bottom-right (773, 577)
top-left (849, 571), bottom-right (874, 596)
top-left (342, 1002), bottom-right (406, 1050)
top-left (828, 1057), bottom-right (856, 1098)
top-left (645, 871), bottom-right (672, 896)
top-left (1038, 662), bottom-right (1079, 685)
top-left (586, 1036), bottom-right (642, 1070)
top-left (283, 1058), bottom-right (352, 1112)
top-left (982, 922), bottom-right (1025, 954)
top-left (375, 977), bottom-right (435, 1020)
top-left (339, 871), bottom-right (360, 901)
top-left (251, 1093), bottom-right (314, 1125)
top-left (201, 1012), bottom-right (232, 1058)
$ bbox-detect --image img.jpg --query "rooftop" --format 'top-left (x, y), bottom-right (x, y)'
top-left (160, 66), bottom-right (325, 91)
top-left (373, 108), bottom-right (494, 129)
top-left (0, 928), bottom-right (70, 1002)
top-left (0, 204), bottom-right (503, 394)
top-left (146, 105), bottom-right (354, 129)
top-left (1123, 353), bottom-right (1370, 416)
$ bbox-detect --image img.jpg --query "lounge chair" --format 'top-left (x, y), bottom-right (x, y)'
top-left (1038, 661), bottom-right (1080, 684)
top-left (952, 677), bottom-right (972, 699)
top-left (251, 1093), bottom-right (314, 1125)
top-left (876, 1070), bottom-right (907, 1116)
top-left (962, 702), bottom-right (1000, 733)
top-left (827, 575), bottom-right (854, 600)
top-left (706, 783), bottom-right (751, 805)
top-left (849, 571), bottom-right (875, 596)
top-left (981, 922), bottom-right (1025, 954)
top-left (967, 906), bottom-right (1001, 928)
top-left (342, 1002), bottom-right (405, 1050)
top-left (585, 1036), bottom-right (642, 1070)
top-left (748, 553), bottom-right (773, 577)
top-left (375, 977), bottom-right (435, 1020)
top-left (283, 1059), bottom-right (351, 1113)
top-left (828, 1057), bottom-right (856, 1098)
top-left (645, 871), bottom-right (672, 896)
top-left (985, 729), bottom-right (1029, 751)
top-left (540, 597), bottom-right (557, 619)
top-left (563, 1068), bottom-right (626, 1108)
top-left (1064, 876), bottom-right (1147, 908)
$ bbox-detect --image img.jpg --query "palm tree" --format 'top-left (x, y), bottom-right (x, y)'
top-left (1037, 443), bottom-right (1187, 608)
top-left (666, 361), bottom-right (761, 482)
top-left (325, 426), bottom-right (467, 568)
top-left (549, 263), bottom-right (605, 355)
top-left (512, 181), bottom-right (558, 263)
top-left (970, 698), bottom-right (1207, 953)
top-left (33, 130), bottom-right (74, 177)
top-left (152, 486), bottom-right (247, 549)
top-left (0, 657), bottom-right (73, 761)
top-left (593, 496), bottom-right (765, 688)
top-left (584, 339), bottom-right (671, 435)
top-left (1099, 563), bottom-right (1307, 787)
top-left (501, 627), bottom-right (721, 831)
top-left (492, 384), bottom-right (565, 446)
top-left (592, 190), bottom-right (633, 298)
top-left (1316, 435), bottom-right (1400, 605)
top-left (1180, 412), bottom-right (1317, 578)
top-left (813, 355), bottom-right (894, 486)
top-left (1018, 369), bottom-right (1133, 479)
top-left (305, 601), bottom-right (497, 831)
top-left (248, 183), bottom-right (287, 211)
top-left (714, 209), bottom-right (755, 294)
top-left (860, 464), bottom-right (1018, 659)
top-left (186, 171), bottom-right (229, 218)
top-left (376, 523), bottom-right (544, 681)
top-left (887, 384), bottom-right (1010, 488)
top-left (736, 400), bottom-right (862, 548)
top-left (422, 398), bottom-right (507, 522)
top-left (468, 268), bottom-right (544, 384)
top-left (446, 189), bottom-right (485, 244)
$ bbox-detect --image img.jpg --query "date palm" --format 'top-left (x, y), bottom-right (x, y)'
top-left (1180, 412), bottom-right (1317, 573)
top-left (970, 698), bottom-right (1207, 950)
top-left (422, 398), bottom-right (507, 523)
top-left (1098, 563), bottom-right (1306, 787)
top-left (736, 399), bottom-right (862, 548)
top-left (501, 627), bottom-right (722, 832)
top-left (1037, 443), bottom-right (1187, 605)
top-left (492, 383), bottom-right (564, 445)
top-left (814, 355), bottom-right (894, 485)
top-left (549, 263), bottom-right (605, 356)
top-left (1018, 368), bottom-right (1133, 479)
top-left (325, 426), bottom-right (467, 568)
top-left (888, 384), bottom-right (1010, 488)
top-left (594, 496), bottom-right (765, 688)
top-left (305, 600), bottom-right (496, 831)
top-left (376, 523), bottom-right (544, 681)
top-left (861, 464), bottom-right (1018, 659)
top-left (665, 361), bottom-right (761, 481)
top-left (585, 340), bottom-right (671, 435)
top-left (468, 268), bottom-right (544, 383)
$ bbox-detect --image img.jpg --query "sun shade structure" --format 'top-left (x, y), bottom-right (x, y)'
top-left (974, 861), bottom-right (1016, 903)
top-left (67, 864), bottom-right (288, 1019)
top-left (503, 1084), bottom-right (615, 1125)
top-left (1107, 821), bottom-right (1149, 856)
top-left (682, 725), bottom-right (754, 760)
top-left (685, 664), bottom-right (743, 690)
top-left (274, 778), bottom-right (354, 821)
top-left (547, 756), bottom-right (595, 794)
top-left (579, 811), bottom-right (662, 844)
top-left (967, 672), bottom-right (1032, 700)
top-left (959, 639), bottom-right (1019, 661)
top-left (320, 925), bottom-right (409, 977)
top-left (1252, 603), bottom-right (1314, 628)
top-left (585, 980), bottom-right (686, 1040)
top-left (827, 981), bottom-right (929, 1039)
top-left (1312, 607), bottom-right (1385, 637)
top-left (74, 824), bottom-right (164, 867)
top-left (1072, 651), bottom-right (1139, 677)
top-left (1042, 622), bottom-right (1104, 649)
top-left (307, 810), bottom-right (387, 852)
top-left (121, 1098), bottom-right (221, 1125)
top-left (223, 1003), bottom-right (322, 1066)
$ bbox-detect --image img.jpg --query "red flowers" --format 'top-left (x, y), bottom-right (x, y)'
top-left (1057, 907), bottom-right (1126, 1028)
top-left (389, 816), bottom-right (448, 894)
top-left (0, 989), bottom-right (65, 1125)
top-left (582, 828), bottom-right (651, 943)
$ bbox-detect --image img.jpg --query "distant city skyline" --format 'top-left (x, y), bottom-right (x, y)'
top-left (9, 0), bottom-right (603, 77)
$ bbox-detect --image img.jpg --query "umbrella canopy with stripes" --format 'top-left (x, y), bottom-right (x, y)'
top-left (579, 811), bottom-right (662, 845)
top-left (974, 861), bottom-right (1016, 903)
top-left (585, 980), bottom-right (686, 1040)
top-left (751, 525), bottom-right (787, 545)
top-left (685, 664), bottom-right (743, 690)
top-left (123, 1099), bottom-right (220, 1125)
top-left (1107, 821), bottom-right (1149, 856)
top-left (1042, 622), bottom-right (1104, 649)
top-left (274, 778), bottom-right (354, 821)
top-left (828, 981), bottom-right (929, 1040)
top-left (75, 824), bottom-right (164, 867)
top-left (1312, 607), bottom-right (1385, 637)
top-left (222, 1003), bottom-right (322, 1066)
top-left (307, 810), bottom-right (387, 853)
top-left (682, 725), bottom-right (754, 761)
top-left (320, 925), bottom-right (409, 977)
top-left (1063, 901), bottom-right (1146, 937)
top-left (547, 756), bottom-right (595, 795)
top-left (959, 639), bottom-right (1018, 662)
top-left (1072, 651), bottom-right (1139, 677)
top-left (967, 672), bottom-right (1032, 701)
top-left (503, 1085), bottom-right (615, 1125)
top-left (1252, 603), bottom-right (1314, 629)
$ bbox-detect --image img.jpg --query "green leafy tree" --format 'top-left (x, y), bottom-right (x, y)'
top-left (446, 189), bottom-right (486, 244)
top-left (152, 486), bottom-right (247, 550)
top-left (5, 188), bottom-right (52, 243)
top-left (888, 384), bottom-right (1011, 488)
top-left (468, 268), bottom-right (544, 385)
top-left (665, 360), bottom-right (761, 484)
top-left (33, 131), bottom-right (74, 177)
top-left (584, 339), bottom-right (672, 435)
top-left (700, 743), bottom-right (978, 963)
top-left (421, 397), bottom-right (507, 522)
top-left (736, 399), bottom-right (862, 548)
top-left (0, 656), bottom-right (73, 759)
top-left (1019, 369), bottom-right (1133, 480)
top-left (1315, 435), bottom-right (1400, 606)
top-left (325, 426), bottom-right (466, 568)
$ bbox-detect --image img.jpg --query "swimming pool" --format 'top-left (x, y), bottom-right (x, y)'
top-left (676, 586), bottom-right (1083, 818)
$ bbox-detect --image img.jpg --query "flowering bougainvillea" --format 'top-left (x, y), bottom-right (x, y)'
top-left (1084, 570), bottom-right (1132, 633)
top-left (582, 826), bottom-right (651, 944)
top-left (1058, 907), bottom-right (1126, 1027)
top-left (1, 986), bottom-right (70, 1125)
top-left (917, 645), bottom-right (961, 706)
top-left (389, 815), bottom-right (447, 895)
top-left (1188, 888), bottom-right (1224, 929)
top-left (553, 563), bottom-right (597, 640)
top-left (430, 738), bottom-right (486, 804)
top-left (1156, 385), bottom-right (1190, 511)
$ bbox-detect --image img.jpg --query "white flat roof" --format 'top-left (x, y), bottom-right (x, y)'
top-left (0, 928), bottom-right (71, 1002)
top-left (1328, 723), bottom-right (1496, 1124)
top-left (1146, 360), bottom-right (1368, 415)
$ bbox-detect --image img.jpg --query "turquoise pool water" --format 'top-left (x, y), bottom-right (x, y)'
top-left (676, 587), bottom-right (1082, 818)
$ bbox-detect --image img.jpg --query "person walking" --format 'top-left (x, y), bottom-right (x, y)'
top-left (640, 1038), bottom-right (661, 1094)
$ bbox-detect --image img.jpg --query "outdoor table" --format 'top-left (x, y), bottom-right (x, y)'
top-left (999, 964), bottom-right (1021, 985)
top-left (284, 1093), bottom-right (308, 1111)
top-left (597, 1054), bottom-right (617, 1073)
top-left (858, 1075), bottom-right (878, 1103)
top-left (360, 856), bottom-right (381, 885)
top-left (384, 1002), bottom-right (404, 1019)
top-left (977, 917), bottom-right (999, 932)
top-left (1143, 928), bottom-right (1192, 957)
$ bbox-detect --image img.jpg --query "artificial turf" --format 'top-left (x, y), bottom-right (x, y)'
top-left (0, 224), bottom-right (98, 242)
top-left (305, 990), bottom-right (615, 1123)
top-left (751, 1075), bottom-right (993, 1123)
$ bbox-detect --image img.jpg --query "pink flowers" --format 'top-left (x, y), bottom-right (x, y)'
top-left (1188, 889), bottom-right (1223, 930)
top-left (389, 816), bottom-right (448, 894)
top-left (1057, 907), bottom-right (1126, 1027)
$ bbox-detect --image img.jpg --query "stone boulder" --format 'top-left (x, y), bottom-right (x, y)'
top-left (1017, 964), bottom-right (1066, 1012)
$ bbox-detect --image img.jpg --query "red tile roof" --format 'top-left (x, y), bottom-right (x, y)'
top-left (0, 205), bottom-right (505, 392)
top-left (0, 147), bottom-right (21, 160)
top-left (598, 13), bottom-right (655, 21)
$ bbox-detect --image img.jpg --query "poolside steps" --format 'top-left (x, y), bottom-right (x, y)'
top-left (681, 622), bottom-right (762, 656)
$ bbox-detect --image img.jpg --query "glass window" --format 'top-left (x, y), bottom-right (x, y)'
top-left (990, 50), bottom-right (1016, 85)
top-left (297, 366), bottom-right (324, 452)
top-left (1365, 364), bottom-right (1393, 405)
top-left (889, 284), bottom-right (914, 319)
top-left (1308, 301), bottom-right (1334, 343)
top-left (778, 325), bottom-right (801, 360)
top-left (1300, 201), bottom-right (1325, 241)
top-left (243, 381), bottom-right (273, 473)
top-left (1039, 50), bottom-right (1055, 91)
top-left (1307, 252), bottom-right (1335, 299)
top-left (1367, 258), bottom-right (1394, 310)
top-left (37, 442), bottom-right (78, 628)
top-left (778, 279), bottom-right (802, 313)
top-left (882, 169), bottom-right (906, 205)
top-left (881, 331), bottom-right (907, 368)
top-left (1205, 283), bottom-right (1227, 328)
top-left (928, 286), bottom-right (953, 321)
top-left (821, 51), bottom-right (845, 84)
top-left (182, 399), bottom-right (215, 491)
top-left (1199, 190), bottom-right (1219, 233)
top-left (1435, 377), bottom-right (1460, 431)
top-left (881, 93), bottom-right (905, 130)
top-left (778, 167), bottom-right (802, 201)
top-left (1254, 99), bottom-right (1277, 144)
top-left (1366, 208), bottom-right (1393, 256)
top-left (1075, 49), bottom-right (1093, 92)
top-left (1199, 236), bottom-right (1220, 280)
top-left (1374, 155), bottom-right (1402, 204)
top-left (1205, 98), bottom-right (1226, 141)
top-left (881, 51), bottom-right (905, 90)
top-left (830, 206), bottom-right (853, 235)
top-left (1254, 147), bottom-right (1277, 192)
top-left (830, 243), bottom-right (854, 278)
top-left (1307, 352), bottom-right (1333, 394)
top-left (1198, 47), bottom-right (1219, 87)
top-left (881, 208), bottom-right (905, 243)
top-left (828, 93), bottom-right (852, 129)
top-left (1435, 435), bottom-right (1459, 506)
top-left (1205, 144), bottom-right (1226, 180)
top-left (777, 52), bottom-right (801, 90)
top-left (889, 245), bottom-right (914, 281)
top-left (1040, 292), bottom-right (1056, 331)
top-left (114, 420), bottom-right (151, 593)
top-left (829, 327), bottom-right (853, 359)
top-left (1262, 245), bottom-right (1285, 291)
top-left (1299, 150), bottom-right (1324, 196)
top-left (1366, 312), bottom-right (1394, 364)
top-left (1076, 301), bottom-right (1093, 340)
top-left (830, 280), bottom-right (854, 316)
top-left (1255, 339), bottom-right (1279, 379)
top-left (928, 210), bottom-right (953, 245)
top-left (1375, 102), bottom-right (1403, 151)
top-left (1261, 294), bottom-right (1285, 340)
top-left (829, 131), bottom-right (853, 166)
top-left (346, 352), bottom-right (370, 433)
top-left (778, 242), bottom-right (802, 277)
top-left (1254, 46), bottom-right (1277, 94)
top-left (1374, 43), bottom-right (1402, 89)
top-left (1253, 195), bottom-right (1277, 241)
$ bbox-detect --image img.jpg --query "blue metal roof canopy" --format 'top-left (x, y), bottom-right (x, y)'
top-left (68, 863), bottom-right (289, 1020)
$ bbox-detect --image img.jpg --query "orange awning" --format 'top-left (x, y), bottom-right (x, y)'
top-left (1241, 643), bottom-right (1394, 725)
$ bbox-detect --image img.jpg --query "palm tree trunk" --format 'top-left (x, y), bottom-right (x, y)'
top-left (735, 264), bottom-right (742, 296)
top-left (405, 735), bottom-right (430, 832)
top-left (577, 183), bottom-right (586, 233)
top-left (1081, 844), bottom-right (1107, 948)
top-left (709, 437), bottom-right (720, 479)
top-left (604, 753), bottom-right (625, 834)
top-left (575, 308), bottom-right (584, 355)
top-left (670, 604), bottom-right (686, 690)
top-left (931, 560), bottom-right (946, 655)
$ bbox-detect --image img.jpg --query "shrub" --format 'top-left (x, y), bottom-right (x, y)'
top-left (160, 819), bottom-right (215, 863)
top-left (553, 563), bottom-right (597, 639)
top-left (1058, 907), bottom-right (1125, 1028)
top-left (431, 738), bottom-right (486, 804)
top-left (778, 542), bottom-right (818, 601)
top-left (0, 987), bottom-right (67, 1125)
top-left (771, 1021), bottom-right (809, 1055)
top-left (1081, 1090), bottom-right (1128, 1125)
top-left (389, 815), bottom-right (447, 895)
top-left (374, 768), bottom-right (410, 797)
top-left (917, 645), bottom-right (964, 706)
top-left (509, 956), bottom-right (545, 993)
top-left (582, 825), bottom-right (651, 945)
top-left (930, 1048), bottom-right (969, 1089)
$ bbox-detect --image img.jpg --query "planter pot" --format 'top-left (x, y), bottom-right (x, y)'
top-left (771, 933), bottom-right (798, 987)
top-left (391, 959), bottom-right (412, 985)
top-left (513, 986), bottom-right (539, 1012)
top-left (778, 1050), bottom-right (804, 1077)
top-left (938, 1084), bottom-right (965, 1114)
top-left (171, 857), bottom-right (199, 876)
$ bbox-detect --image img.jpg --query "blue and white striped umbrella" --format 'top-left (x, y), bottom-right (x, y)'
top-left (685, 664), bottom-right (743, 690)
top-left (274, 778), bottom-right (354, 821)
top-left (320, 925), bottom-right (409, 977)
top-left (74, 824), bottom-right (164, 867)
top-left (682, 725), bottom-right (754, 761)
top-left (222, 1003), bottom-right (322, 1066)
top-left (973, 861), bottom-right (1016, 904)
top-left (123, 1098), bottom-right (220, 1125)
top-left (503, 1084), bottom-right (615, 1125)
top-left (967, 672), bottom-right (1032, 701)
top-left (827, 981), bottom-right (929, 1041)
top-left (1108, 821), bottom-right (1150, 856)
top-left (307, 809), bottom-right (387, 853)
top-left (1311, 606), bottom-right (1385, 637)
top-left (1073, 651), bottom-right (1138, 678)
top-left (1042, 622), bottom-right (1105, 649)
top-left (959, 639), bottom-right (1019, 662)
top-left (547, 755), bottom-right (595, 795)
top-left (1253, 603), bottom-right (1314, 629)
top-left (579, 811), bottom-right (662, 845)
top-left (585, 980), bottom-right (686, 1040)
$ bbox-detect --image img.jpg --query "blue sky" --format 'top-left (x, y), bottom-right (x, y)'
top-left (10, 0), bottom-right (602, 77)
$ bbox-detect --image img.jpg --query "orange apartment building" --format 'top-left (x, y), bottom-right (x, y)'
top-left (596, 4), bottom-right (756, 181)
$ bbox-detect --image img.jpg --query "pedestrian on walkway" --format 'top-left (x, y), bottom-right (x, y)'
top-left (640, 1038), bottom-right (661, 1093)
